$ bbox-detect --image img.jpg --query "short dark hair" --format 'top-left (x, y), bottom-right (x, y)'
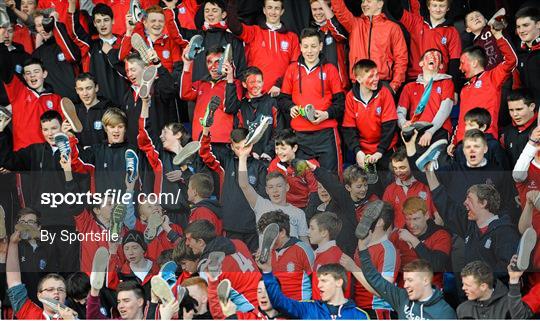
top-left (206, 45), bottom-right (225, 57)
top-left (241, 66), bottom-right (263, 83)
top-left (300, 27), bottom-right (322, 42)
top-left (23, 58), bottom-right (46, 71)
top-left (66, 272), bottom-right (90, 301)
top-left (157, 249), bottom-right (173, 267)
top-left (93, 3), bottom-right (113, 20)
top-left (378, 201), bottom-right (394, 231)
top-left (311, 212), bottom-right (342, 240)
top-left (172, 238), bottom-right (198, 263)
top-left (462, 46), bottom-right (487, 69)
top-left (275, 129), bottom-right (298, 148)
top-left (40, 110), bottom-right (63, 124)
top-left (75, 72), bottom-right (97, 84)
top-left (257, 210), bottom-right (290, 236)
top-left (18, 207), bottom-right (41, 221)
top-left (117, 280), bottom-right (145, 299)
top-left (467, 184), bottom-right (500, 213)
top-left (461, 260), bottom-right (494, 288)
top-left (390, 147), bottom-right (408, 163)
top-left (264, 0), bottom-right (284, 6)
top-left (352, 59), bottom-right (377, 76)
top-left (464, 107), bottom-right (491, 130)
top-left (185, 220), bottom-right (217, 244)
top-left (343, 164), bottom-right (368, 186)
top-left (230, 128), bottom-right (249, 143)
top-left (516, 6), bottom-right (540, 22)
top-left (189, 173), bottom-right (214, 199)
top-left (507, 89), bottom-right (535, 107)
top-left (203, 0), bottom-right (227, 12)
top-left (316, 263), bottom-right (348, 290)
top-left (463, 128), bottom-right (487, 146)
top-left (164, 122), bottom-right (191, 147)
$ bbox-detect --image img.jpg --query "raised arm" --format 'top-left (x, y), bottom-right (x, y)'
top-left (238, 153), bottom-right (259, 209)
top-left (330, 0), bottom-right (355, 32)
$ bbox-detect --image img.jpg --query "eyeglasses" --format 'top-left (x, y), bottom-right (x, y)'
top-left (18, 220), bottom-right (38, 225)
top-left (40, 287), bottom-right (66, 293)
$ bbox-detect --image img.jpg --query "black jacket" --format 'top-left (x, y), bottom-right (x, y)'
top-left (501, 119), bottom-right (537, 168)
top-left (309, 167), bottom-right (359, 257)
top-left (191, 198), bottom-right (223, 219)
top-left (122, 66), bottom-right (177, 145)
top-left (0, 43), bottom-right (30, 106)
top-left (75, 99), bottom-right (115, 148)
top-left (432, 184), bottom-right (520, 275)
top-left (69, 10), bottom-right (128, 106)
top-left (411, 154), bottom-right (519, 220)
top-left (516, 43), bottom-right (540, 106)
top-left (455, 133), bottom-right (510, 170)
top-left (0, 130), bottom-right (86, 226)
top-left (200, 134), bottom-right (267, 233)
top-left (173, 16), bottom-right (247, 83)
top-left (76, 141), bottom-right (139, 194)
top-left (31, 21), bottom-right (80, 101)
top-left (457, 280), bottom-right (533, 319)
top-left (414, 220), bottom-right (452, 273)
top-left (226, 85), bottom-right (279, 157)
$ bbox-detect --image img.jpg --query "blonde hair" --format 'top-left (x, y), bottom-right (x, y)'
top-left (101, 108), bottom-right (127, 128)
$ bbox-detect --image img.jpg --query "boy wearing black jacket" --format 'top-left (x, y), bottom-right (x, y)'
top-left (198, 124), bottom-right (267, 251)
top-left (405, 129), bottom-right (519, 219)
top-left (225, 66), bottom-right (279, 161)
top-left (425, 166), bottom-right (520, 277)
top-left (0, 111), bottom-right (86, 272)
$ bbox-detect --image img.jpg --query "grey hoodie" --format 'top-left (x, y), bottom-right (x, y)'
top-left (360, 249), bottom-right (457, 319)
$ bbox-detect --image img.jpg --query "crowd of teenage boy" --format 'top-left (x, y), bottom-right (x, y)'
top-left (0, 0), bottom-right (540, 319)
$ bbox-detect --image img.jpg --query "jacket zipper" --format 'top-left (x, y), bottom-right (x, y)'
top-left (367, 16), bottom-right (373, 59)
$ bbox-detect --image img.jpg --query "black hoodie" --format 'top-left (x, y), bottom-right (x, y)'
top-left (75, 99), bottom-right (116, 148)
top-left (457, 280), bottom-right (515, 319)
top-left (192, 199), bottom-right (223, 219)
top-left (432, 184), bottom-right (520, 275)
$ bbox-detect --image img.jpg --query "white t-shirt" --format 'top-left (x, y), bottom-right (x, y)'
top-left (254, 196), bottom-right (309, 239)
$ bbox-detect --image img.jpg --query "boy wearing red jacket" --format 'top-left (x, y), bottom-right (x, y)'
top-left (387, 0), bottom-right (461, 82)
top-left (187, 173), bottom-right (223, 235)
top-left (280, 28), bottom-right (344, 174)
top-left (342, 59), bottom-right (397, 171)
top-left (449, 25), bottom-right (517, 150)
top-left (309, 211), bottom-right (351, 300)
top-left (331, 0), bottom-right (408, 93)
top-left (226, 0), bottom-right (300, 96)
top-left (180, 45), bottom-right (242, 147)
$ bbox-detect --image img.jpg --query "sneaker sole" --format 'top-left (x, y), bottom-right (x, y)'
top-left (131, 33), bottom-right (152, 64)
top-left (90, 247), bottom-right (109, 290)
top-left (110, 204), bottom-right (127, 237)
top-left (187, 35), bottom-right (204, 60)
top-left (151, 276), bottom-right (175, 303)
top-left (125, 149), bottom-right (139, 183)
top-left (218, 44), bottom-right (232, 75)
top-left (39, 297), bottom-right (70, 314)
top-left (516, 227), bottom-right (537, 271)
top-left (415, 139), bottom-right (447, 172)
top-left (304, 104), bottom-right (316, 122)
top-left (217, 279), bottom-right (231, 303)
top-left (129, 0), bottom-right (144, 22)
top-left (173, 141), bottom-right (200, 166)
top-left (202, 96), bottom-right (221, 127)
top-left (355, 200), bottom-right (384, 239)
top-left (139, 65), bottom-right (158, 99)
top-left (246, 117), bottom-right (271, 146)
top-left (61, 98), bottom-right (83, 133)
top-left (0, 205), bottom-right (6, 239)
top-left (259, 223), bottom-right (280, 264)
top-left (54, 133), bottom-right (71, 157)
top-left (144, 213), bottom-right (164, 241)
top-left (207, 251), bottom-right (225, 279)
top-left (365, 164), bottom-right (378, 185)
top-left (177, 285), bottom-right (187, 303)
top-left (15, 223), bottom-right (40, 240)
top-left (0, 105), bottom-right (12, 119)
